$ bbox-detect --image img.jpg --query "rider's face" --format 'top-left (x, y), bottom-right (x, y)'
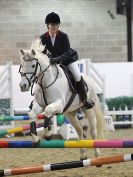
top-left (47, 23), bottom-right (59, 35)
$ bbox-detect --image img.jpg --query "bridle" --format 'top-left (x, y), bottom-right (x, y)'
top-left (19, 58), bottom-right (41, 87)
top-left (19, 57), bottom-right (59, 105)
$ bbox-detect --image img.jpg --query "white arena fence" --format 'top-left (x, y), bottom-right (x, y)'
top-left (0, 61), bottom-right (14, 130)
top-left (106, 110), bottom-right (133, 128)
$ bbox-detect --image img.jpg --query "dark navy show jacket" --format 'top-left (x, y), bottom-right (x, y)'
top-left (40, 30), bottom-right (70, 58)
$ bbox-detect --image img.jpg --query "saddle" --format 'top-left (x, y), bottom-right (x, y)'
top-left (60, 64), bottom-right (77, 93)
top-left (60, 64), bottom-right (88, 93)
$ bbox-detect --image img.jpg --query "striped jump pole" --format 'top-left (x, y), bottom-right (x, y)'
top-left (0, 114), bottom-right (45, 121)
top-left (0, 115), bottom-right (29, 121)
top-left (0, 153), bottom-right (132, 176)
top-left (0, 140), bottom-right (133, 148)
top-left (0, 123), bottom-right (44, 138)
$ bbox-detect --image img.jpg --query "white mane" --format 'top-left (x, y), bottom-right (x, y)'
top-left (31, 38), bottom-right (45, 53)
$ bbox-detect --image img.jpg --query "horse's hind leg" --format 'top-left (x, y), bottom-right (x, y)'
top-left (28, 101), bottom-right (43, 143)
top-left (85, 109), bottom-right (101, 157)
top-left (64, 112), bottom-right (87, 160)
top-left (77, 110), bottom-right (89, 139)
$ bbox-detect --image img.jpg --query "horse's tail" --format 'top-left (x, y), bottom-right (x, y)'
top-left (95, 95), bottom-right (105, 139)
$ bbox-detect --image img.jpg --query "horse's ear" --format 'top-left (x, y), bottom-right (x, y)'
top-left (31, 49), bottom-right (36, 55)
top-left (20, 50), bottom-right (25, 55)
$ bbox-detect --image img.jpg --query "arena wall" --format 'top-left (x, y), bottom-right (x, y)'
top-left (0, 0), bottom-right (132, 64)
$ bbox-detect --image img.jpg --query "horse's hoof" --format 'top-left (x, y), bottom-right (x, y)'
top-left (96, 164), bottom-right (102, 168)
top-left (80, 156), bottom-right (87, 161)
top-left (31, 133), bottom-right (40, 143)
top-left (44, 135), bottom-right (52, 141)
top-left (107, 165), bottom-right (112, 169)
top-left (32, 139), bottom-right (41, 146)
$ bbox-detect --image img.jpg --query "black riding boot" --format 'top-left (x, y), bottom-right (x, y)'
top-left (76, 77), bottom-right (94, 109)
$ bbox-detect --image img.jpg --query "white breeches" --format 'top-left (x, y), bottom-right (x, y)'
top-left (67, 61), bottom-right (81, 82)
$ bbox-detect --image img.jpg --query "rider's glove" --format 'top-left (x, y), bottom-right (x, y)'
top-left (50, 57), bottom-right (60, 65)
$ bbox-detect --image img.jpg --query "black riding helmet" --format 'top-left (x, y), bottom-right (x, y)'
top-left (45, 12), bottom-right (60, 24)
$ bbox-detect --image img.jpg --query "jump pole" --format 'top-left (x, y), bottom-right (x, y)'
top-left (0, 114), bottom-right (46, 121)
top-left (0, 140), bottom-right (133, 148)
top-left (0, 153), bottom-right (132, 176)
top-left (0, 123), bottom-right (44, 138)
top-left (0, 115), bottom-right (29, 121)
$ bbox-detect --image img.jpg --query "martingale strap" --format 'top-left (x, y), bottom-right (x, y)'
top-left (63, 92), bottom-right (77, 113)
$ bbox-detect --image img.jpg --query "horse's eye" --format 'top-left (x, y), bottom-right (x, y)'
top-left (32, 64), bottom-right (35, 68)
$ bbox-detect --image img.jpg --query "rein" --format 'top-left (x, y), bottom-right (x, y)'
top-left (30, 63), bottom-right (51, 96)
top-left (37, 64), bottom-right (59, 89)
top-left (34, 63), bottom-right (59, 105)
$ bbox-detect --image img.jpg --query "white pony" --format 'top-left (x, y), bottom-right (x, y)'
top-left (19, 49), bottom-right (104, 159)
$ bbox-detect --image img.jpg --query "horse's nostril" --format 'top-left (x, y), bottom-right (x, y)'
top-left (19, 83), bottom-right (27, 91)
top-left (24, 84), bottom-right (26, 88)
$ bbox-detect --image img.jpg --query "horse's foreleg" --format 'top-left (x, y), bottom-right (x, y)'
top-left (44, 99), bottom-right (64, 117)
top-left (42, 99), bottom-right (64, 139)
top-left (28, 101), bottom-right (43, 143)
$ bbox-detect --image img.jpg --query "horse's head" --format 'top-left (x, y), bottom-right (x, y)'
top-left (19, 49), bottom-right (41, 92)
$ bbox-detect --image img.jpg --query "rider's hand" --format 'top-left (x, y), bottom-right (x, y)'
top-left (50, 58), bottom-right (59, 65)
top-left (50, 58), bottom-right (56, 65)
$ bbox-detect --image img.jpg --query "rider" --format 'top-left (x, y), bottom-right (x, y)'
top-left (32, 12), bottom-right (94, 109)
